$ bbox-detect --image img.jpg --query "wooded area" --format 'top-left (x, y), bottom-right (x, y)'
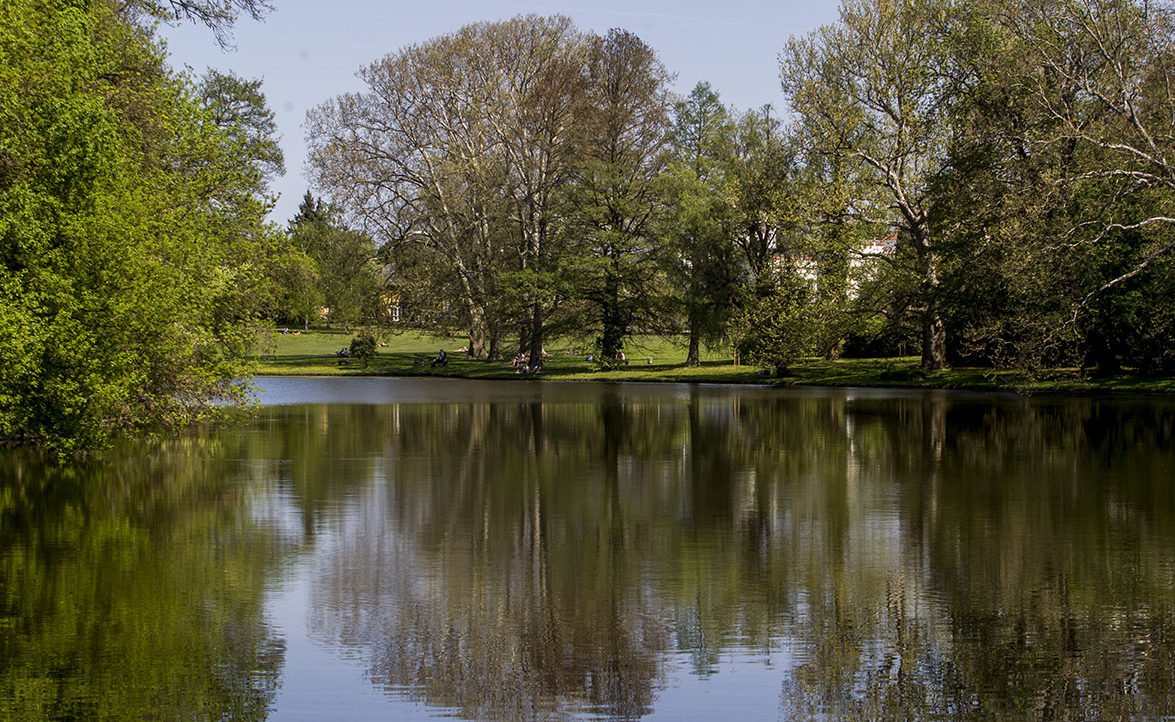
top-left (307, 0), bottom-right (1175, 377)
top-left (3, 0), bottom-right (1175, 452)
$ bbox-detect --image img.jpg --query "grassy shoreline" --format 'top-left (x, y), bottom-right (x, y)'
top-left (253, 329), bottom-right (1175, 396)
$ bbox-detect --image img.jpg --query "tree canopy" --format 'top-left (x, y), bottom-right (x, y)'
top-left (0, 0), bottom-right (286, 453)
top-left (303, 3), bottom-right (1175, 378)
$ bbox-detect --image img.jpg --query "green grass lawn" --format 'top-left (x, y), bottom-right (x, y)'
top-left (256, 329), bottom-right (738, 379)
top-left (253, 329), bottom-right (1175, 395)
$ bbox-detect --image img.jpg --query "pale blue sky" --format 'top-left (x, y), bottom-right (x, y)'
top-left (161, 0), bottom-right (840, 223)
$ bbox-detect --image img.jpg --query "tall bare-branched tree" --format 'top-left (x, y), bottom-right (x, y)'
top-left (473, 17), bottom-right (589, 366)
top-left (307, 24), bottom-right (523, 358)
top-left (782, 0), bottom-right (964, 369)
top-left (307, 16), bottom-right (590, 361)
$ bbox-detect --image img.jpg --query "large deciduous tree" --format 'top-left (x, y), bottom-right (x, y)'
top-left (782, 0), bottom-right (964, 369)
top-left (477, 17), bottom-right (589, 366)
top-left (662, 83), bottom-right (743, 367)
top-left (307, 16), bottom-right (586, 360)
top-left (563, 29), bottom-right (674, 364)
top-left (891, 0), bottom-right (1175, 374)
top-left (999, 0), bottom-right (1175, 373)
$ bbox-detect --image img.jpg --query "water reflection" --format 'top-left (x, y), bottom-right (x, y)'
top-left (261, 383), bottom-right (1175, 719)
top-left (0, 433), bottom-right (292, 720)
top-left (2, 381), bottom-right (1174, 720)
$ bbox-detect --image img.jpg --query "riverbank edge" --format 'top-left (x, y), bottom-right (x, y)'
top-left (250, 362), bottom-right (1175, 397)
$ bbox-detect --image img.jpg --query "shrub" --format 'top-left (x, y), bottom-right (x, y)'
top-left (349, 330), bottom-right (378, 367)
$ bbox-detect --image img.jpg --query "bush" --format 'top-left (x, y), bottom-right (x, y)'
top-left (349, 330), bottom-right (378, 366)
top-left (734, 274), bottom-right (818, 376)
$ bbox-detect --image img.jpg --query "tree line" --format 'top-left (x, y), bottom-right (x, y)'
top-left (5, 0), bottom-right (1175, 451)
top-left (305, 0), bottom-right (1175, 377)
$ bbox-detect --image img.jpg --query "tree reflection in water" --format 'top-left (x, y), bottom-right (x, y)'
top-left (0, 433), bottom-right (293, 720)
top-left (279, 385), bottom-right (1175, 720)
top-left (3, 383), bottom-right (1171, 720)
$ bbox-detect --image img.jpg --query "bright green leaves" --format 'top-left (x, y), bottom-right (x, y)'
top-left (0, 0), bottom-right (284, 454)
top-left (734, 271), bottom-right (820, 375)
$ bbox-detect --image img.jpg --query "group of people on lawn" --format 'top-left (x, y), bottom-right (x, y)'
top-left (512, 350), bottom-right (544, 375)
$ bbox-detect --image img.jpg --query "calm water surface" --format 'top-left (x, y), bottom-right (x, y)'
top-left (2, 378), bottom-right (1174, 720)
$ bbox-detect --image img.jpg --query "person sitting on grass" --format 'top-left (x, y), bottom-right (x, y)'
top-left (431, 349), bottom-right (447, 367)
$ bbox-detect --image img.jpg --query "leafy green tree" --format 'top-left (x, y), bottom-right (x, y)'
top-left (562, 29), bottom-right (674, 364)
top-left (288, 192), bottom-right (382, 332)
top-left (349, 329), bottom-right (378, 367)
top-left (198, 69), bottom-right (284, 186)
top-left (782, 0), bottom-right (967, 369)
top-left (734, 268), bottom-right (822, 375)
top-left (192, 67), bottom-right (308, 337)
top-left (723, 106), bottom-right (794, 281)
top-left (877, 0), bottom-right (1175, 374)
top-left (269, 242), bottom-right (322, 330)
top-left (662, 83), bottom-right (743, 367)
top-left (991, 0), bottom-right (1175, 374)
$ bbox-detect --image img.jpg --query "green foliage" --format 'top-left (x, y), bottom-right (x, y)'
top-left (559, 29), bottom-right (674, 362)
top-left (734, 271), bottom-right (820, 375)
top-left (288, 192), bottom-right (383, 332)
top-left (197, 68), bottom-right (284, 191)
top-left (0, 0), bottom-right (286, 454)
top-left (662, 83), bottom-right (744, 366)
top-left (723, 107), bottom-right (795, 278)
top-left (782, 0), bottom-right (966, 369)
top-left (349, 329), bottom-right (378, 366)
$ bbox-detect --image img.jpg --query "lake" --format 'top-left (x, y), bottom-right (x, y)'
top-left (2, 377), bottom-right (1174, 720)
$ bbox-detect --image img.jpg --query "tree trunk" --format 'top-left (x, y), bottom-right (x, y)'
top-left (528, 304), bottom-right (544, 368)
top-left (517, 322), bottom-right (531, 359)
top-left (466, 305), bottom-right (489, 359)
top-left (487, 327), bottom-right (502, 362)
top-left (918, 247), bottom-right (948, 370)
top-left (686, 309), bottom-right (701, 367)
top-left (1084, 327), bottom-right (1120, 377)
top-left (920, 309), bottom-right (948, 370)
top-left (466, 331), bottom-right (487, 360)
top-left (601, 273), bottom-right (624, 362)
